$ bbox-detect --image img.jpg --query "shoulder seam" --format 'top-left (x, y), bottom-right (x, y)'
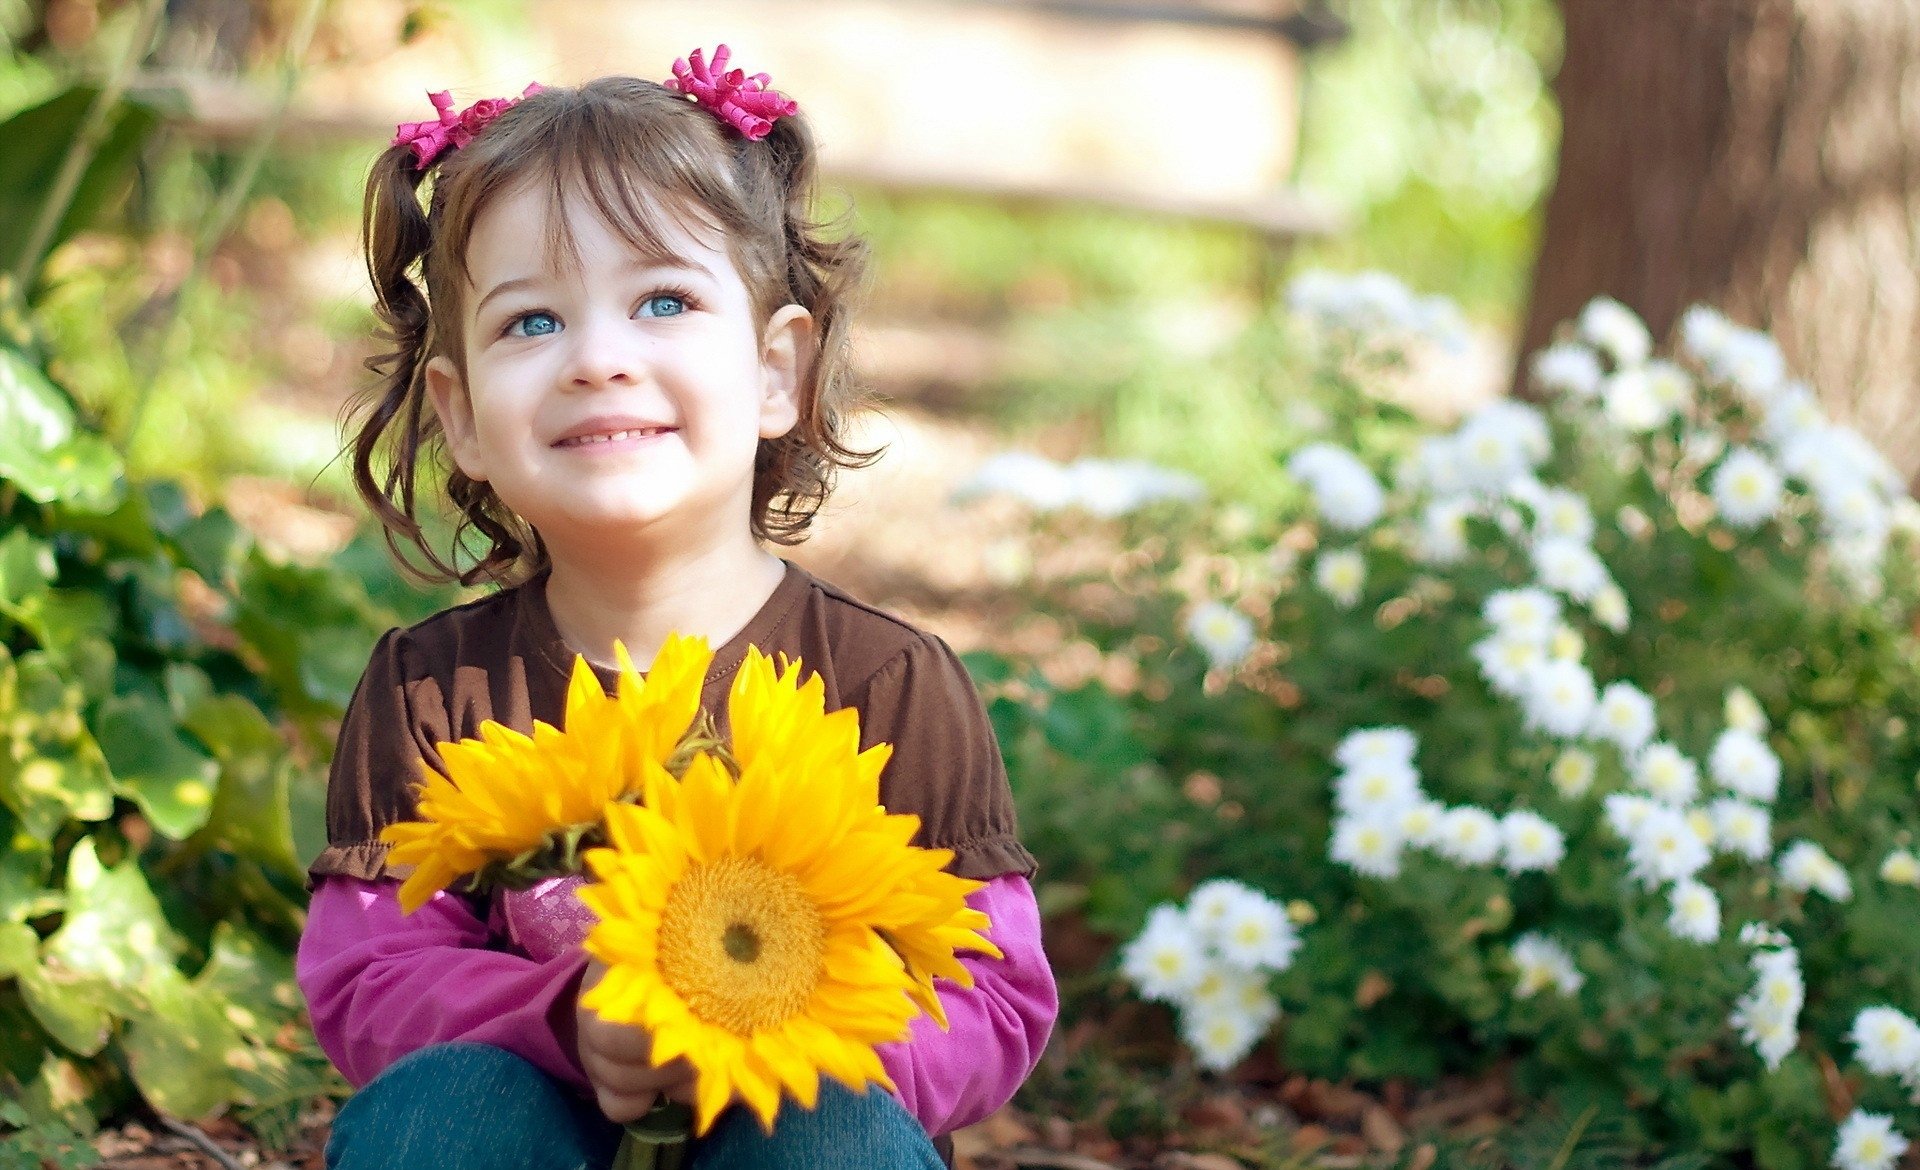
top-left (850, 629), bottom-right (943, 699)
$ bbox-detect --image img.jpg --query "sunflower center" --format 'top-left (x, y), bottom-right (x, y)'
top-left (657, 854), bottom-right (826, 1034)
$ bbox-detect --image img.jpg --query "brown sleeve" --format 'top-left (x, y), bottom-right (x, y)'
top-left (853, 634), bottom-right (1036, 882)
top-left (306, 627), bottom-right (450, 889)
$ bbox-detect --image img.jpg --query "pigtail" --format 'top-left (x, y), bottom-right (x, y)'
top-left (344, 145), bottom-right (537, 589)
top-left (749, 114), bottom-right (882, 545)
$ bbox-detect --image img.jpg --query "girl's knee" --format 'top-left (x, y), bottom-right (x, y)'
top-left (326, 1043), bottom-right (619, 1170)
top-left (692, 1082), bottom-right (944, 1170)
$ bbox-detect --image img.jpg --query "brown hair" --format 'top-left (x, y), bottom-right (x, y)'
top-left (347, 75), bottom-right (876, 589)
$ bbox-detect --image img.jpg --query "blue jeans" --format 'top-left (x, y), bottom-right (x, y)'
top-left (326, 1043), bottom-right (946, 1170)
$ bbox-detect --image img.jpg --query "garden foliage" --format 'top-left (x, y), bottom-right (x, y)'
top-left (0, 83), bottom-right (459, 1152)
top-left (975, 278), bottom-right (1920, 1169)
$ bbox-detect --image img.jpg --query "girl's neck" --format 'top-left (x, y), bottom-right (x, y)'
top-left (540, 537), bottom-right (789, 674)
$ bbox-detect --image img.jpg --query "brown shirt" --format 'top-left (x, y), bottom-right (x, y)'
top-left (311, 559), bottom-right (1035, 889)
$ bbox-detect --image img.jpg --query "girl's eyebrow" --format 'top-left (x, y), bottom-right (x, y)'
top-left (475, 276), bottom-right (538, 319)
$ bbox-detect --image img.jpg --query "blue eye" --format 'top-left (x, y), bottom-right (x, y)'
top-left (507, 311), bottom-right (560, 338)
top-left (637, 294), bottom-right (687, 319)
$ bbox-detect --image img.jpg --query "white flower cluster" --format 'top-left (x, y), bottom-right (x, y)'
top-left (1287, 443), bottom-right (1386, 532)
top-left (1833, 1111), bottom-right (1910, 1170)
top-left (1778, 839), bottom-right (1853, 902)
top-left (1285, 269), bottom-right (1469, 351)
top-left (1119, 879), bottom-right (1302, 1071)
top-left (1325, 727), bottom-right (1565, 881)
top-left (1729, 938), bottom-right (1804, 1071)
top-left (955, 452), bottom-right (1205, 517)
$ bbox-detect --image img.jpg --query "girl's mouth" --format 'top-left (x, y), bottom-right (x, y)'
top-left (555, 427), bottom-right (673, 449)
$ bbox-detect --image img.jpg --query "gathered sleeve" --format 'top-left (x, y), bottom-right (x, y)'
top-left (851, 634), bottom-right (1037, 881)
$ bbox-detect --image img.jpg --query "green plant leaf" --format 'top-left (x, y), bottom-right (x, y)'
top-left (0, 86), bottom-right (161, 283)
top-left (93, 693), bottom-right (219, 840)
top-left (193, 921), bottom-right (302, 1035)
top-left (0, 654), bottom-right (112, 837)
top-left (0, 921), bottom-right (35, 977)
top-left (0, 807), bottom-right (55, 924)
top-left (119, 968), bottom-right (242, 1121)
top-left (0, 529), bottom-right (55, 608)
top-left (40, 838), bottom-right (185, 1009)
top-left (0, 348), bottom-right (124, 513)
top-left (182, 695), bottom-right (302, 880)
top-left (15, 963), bottom-right (111, 1058)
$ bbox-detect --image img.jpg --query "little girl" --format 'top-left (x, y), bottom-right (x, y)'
top-left (296, 53), bottom-right (1056, 1170)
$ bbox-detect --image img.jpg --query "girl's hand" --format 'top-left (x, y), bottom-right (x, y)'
top-left (576, 959), bottom-right (698, 1122)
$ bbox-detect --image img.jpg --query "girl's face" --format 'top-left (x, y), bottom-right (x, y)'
top-left (424, 181), bottom-right (810, 557)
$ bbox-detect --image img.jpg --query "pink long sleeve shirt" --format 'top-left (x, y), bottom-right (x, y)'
top-left (296, 871), bottom-right (1055, 1137)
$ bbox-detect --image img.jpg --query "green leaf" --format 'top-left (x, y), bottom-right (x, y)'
top-left (193, 921), bottom-right (301, 1035)
top-left (0, 654), bottom-right (112, 838)
top-left (0, 806), bottom-right (55, 924)
top-left (0, 86), bottom-right (162, 282)
top-left (0, 921), bottom-right (35, 977)
top-left (119, 968), bottom-right (242, 1121)
top-left (182, 695), bottom-right (301, 880)
top-left (0, 348), bottom-right (124, 513)
top-left (168, 508), bottom-right (246, 590)
top-left (233, 556), bottom-right (386, 710)
top-left (40, 838), bottom-right (185, 1009)
top-left (0, 529), bottom-right (55, 608)
top-left (93, 693), bottom-right (219, 840)
top-left (15, 963), bottom-right (110, 1057)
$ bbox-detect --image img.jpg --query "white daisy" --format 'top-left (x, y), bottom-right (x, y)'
top-left (1334, 758), bottom-right (1424, 819)
top-left (1710, 448), bottom-right (1785, 529)
top-left (1707, 798), bottom-right (1773, 861)
top-left (1288, 444), bottom-right (1386, 532)
top-left (1880, 849), bottom-right (1920, 887)
top-left (1121, 905), bottom-right (1208, 1002)
top-left (1849, 1007), bottom-right (1920, 1083)
top-left (1187, 879), bottom-right (1262, 943)
top-left (1500, 810), bottom-right (1567, 873)
top-left (1534, 488), bottom-right (1596, 544)
top-left (1550, 749), bottom-right (1598, 799)
top-left (1180, 1002), bottom-right (1268, 1072)
top-left (1590, 584), bottom-right (1630, 633)
top-left (1521, 660), bottom-right (1600, 739)
top-left (1333, 727), bottom-right (1419, 771)
top-left (1833, 1110), bottom-right (1909, 1170)
top-left (1533, 538), bottom-right (1612, 603)
top-left (1779, 840), bottom-right (1853, 901)
top-left (1472, 634), bottom-right (1548, 699)
top-left (1604, 792), bottom-right (1660, 839)
top-left (1314, 548), bottom-right (1367, 608)
top-left (1725, 687), bottom-right (1768, 735)
top-left (1625, 805), bottom-right (1712, 887)
top-left (1396, 798), bottom-right (1447, 848)
top-left (1632, 742), bottom-right (1701, 806)
top-left (1331, 813), bottom-right (1406, 879)
top-left (1602, 367), bottom-right (1670, 432)
top-left (1590, 682), bottom-right (1657, 753)
top-left (1186, 601), bottom-right (1256, 670)
top-left (1667, 879), bottom-right (1721, 943)
top-left (1215, 893), bottom-right (1304, 973)
top-left (1484, 588), bottom-right (1562, 644)
top-left (1415, 496), bottom-right (1474, 564)
top-left (1710, 728), bottom-right (1782, 803)
top-left (1578, 296), bottom-right (1652, 367)
top-left (1548, 624), bottom-right (1585, 663)
top-left (1644, 359), bottom-right (1694, 415)
top-left (1731, 944), bottom-right (1804, 1071)
top-left (1510, 933), bottom-right (1583, 998)
top-left (1531, 342), bottom-right (1604, 400)
top-left (1434, 806), bottom-right (1503, 867)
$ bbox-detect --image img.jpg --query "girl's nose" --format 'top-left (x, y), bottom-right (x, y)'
top-left (560, 311), bottom-right (646, 389)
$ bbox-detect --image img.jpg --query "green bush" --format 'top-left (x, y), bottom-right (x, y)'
top-left (982, 283), bottom-right (1920, 1168)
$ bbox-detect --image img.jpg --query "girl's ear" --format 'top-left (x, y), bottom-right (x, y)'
top-left (757, 304), bottom-right (814, 440)
top-left (425, 355), bottom-right (490, 482)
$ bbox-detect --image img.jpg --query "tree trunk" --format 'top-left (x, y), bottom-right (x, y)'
top-left (1520, 0), bottom-right (1920, 475)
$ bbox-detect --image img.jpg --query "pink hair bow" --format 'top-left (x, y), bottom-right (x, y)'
top-left (664, 45), bottom-right (796, 141)
top-left (392, 83), bottom-right (544, 170)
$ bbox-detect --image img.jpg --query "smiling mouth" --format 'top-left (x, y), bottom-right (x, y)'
top-left (554, 428), bottom-right (672, 448)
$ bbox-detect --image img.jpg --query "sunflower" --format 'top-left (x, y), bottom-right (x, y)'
top-left (577, 648), bottom-right (1000, 1133)
top-left (381, 634), bottom-right (713, 913)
